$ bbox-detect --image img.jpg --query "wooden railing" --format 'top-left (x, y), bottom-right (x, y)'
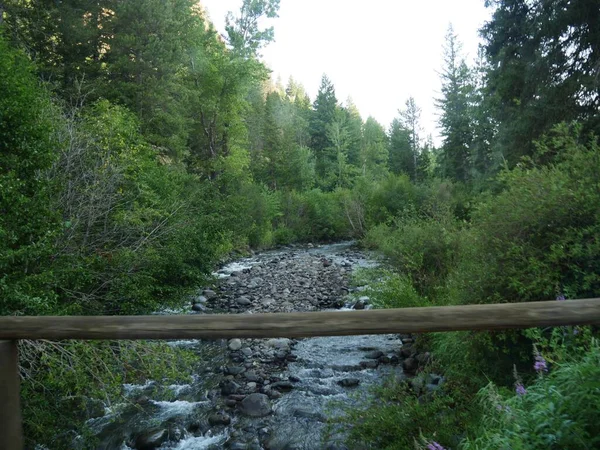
top-left (2, 298), bottom-right (600, 449)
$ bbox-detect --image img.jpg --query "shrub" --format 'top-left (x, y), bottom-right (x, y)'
top-left (461, 340), bottom-right (600, 450)
top-left (447, 126), bottom-right (600, 305)
top-left (0, 34), bottom-right (60, 315)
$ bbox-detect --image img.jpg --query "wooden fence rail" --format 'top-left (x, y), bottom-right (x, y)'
top-left (2, 298), bottom-right (600, 450)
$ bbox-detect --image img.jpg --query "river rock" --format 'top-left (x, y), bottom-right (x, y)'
top-left (134, 428), bottom-right (168, 450)
top-left (239, 393), bottom-right (272, 417)
top-left (228, 339), bottom-right (242, 351)
top-left (225, 366), bottom-right (245, 375)
top-left (221, 380), bottom-right (241, 395)
top-left (237, 296), bottom-right (252, 306)
top-left (270, 381), bottom-right (294, 392)
top-left (400, 345), bottom-right (414, 358)
top-left (245, 371), bottom-right (261, 382)
top-left (195, 295), bottom-right (208, 304)
top-left (203, 289), bottom-right (217, 299)
top-left (360, 360), bottom-right (379, 369)
top-left (192, 303), bottom-right (207, 312)
top-left (337, 378), bottom-right (360, 388)
top-left (266, 338), bottom-right (292, 350)
top-left (353, 299), bottom-right (367, 310)
top-left (402, 357), bottom-right (418, 374)
top-left (364, 350), bottom-right (383, 359)
top-left (208, 412), bottom-right (231, 426)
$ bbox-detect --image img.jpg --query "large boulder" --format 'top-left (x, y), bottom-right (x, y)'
top-left (239, 393), bottom-right (272, 417)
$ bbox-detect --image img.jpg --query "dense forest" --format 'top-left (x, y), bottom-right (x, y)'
top-left (1, 0), bottom-right (600, 448)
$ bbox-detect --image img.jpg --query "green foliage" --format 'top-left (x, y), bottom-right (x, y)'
top-left (20, 340), bottom-right (196, 448)
top-left (336, 374), bottom-right (477, 450)
top-left (447, 126), bottom-right (600, 305)
top-left (437, 25), bottom-right (474, 183)
top-left (351, 268), bottom-right (427, 309)
top-left (0, 33), bottom-right (60, 315)
top-left (482, 0), bottom-right (600, 166)
top-left (364, 205), bottom-right (462, 297)
top-left (462, 340), bottom-right (600, 450)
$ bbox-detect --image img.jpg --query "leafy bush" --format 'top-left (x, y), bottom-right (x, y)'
top-left (351, 268), bottom-right (427, 309)
top-left (336, 374), bottom-right (477, 450)
top-left (462, 339), bottom-right (600, 450)
top-left (0, 34), bottom-right (60, 315)
top-left (447, 126), bottom-right (600, 305)
top-left (364, 214), bottom-right (462, 298)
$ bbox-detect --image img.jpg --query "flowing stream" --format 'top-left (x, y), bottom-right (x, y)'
top-left (87, 242), bottom-right (406, 450)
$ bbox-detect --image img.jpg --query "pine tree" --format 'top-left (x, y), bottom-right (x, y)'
top-left (388, 118), bottom-right (414, 176)
top-left (361, 117), bottom-right (389, 180)
top-left (482, 0), bottom-right (600, 165)
top-left (344, 98), bottom-right (364, 168)
top-left (397, 97), bottom-right (422, 181)
top-left (437, 24), bottom-right (473, 183)
top-left (310, 74), bottom-right (339, 183)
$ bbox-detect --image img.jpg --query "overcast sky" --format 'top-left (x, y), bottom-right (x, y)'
top-left (201, 0), bottom-right (492, 144)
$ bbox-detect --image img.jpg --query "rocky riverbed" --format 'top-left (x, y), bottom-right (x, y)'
top-left (88, 242), bottom-right (433, 450)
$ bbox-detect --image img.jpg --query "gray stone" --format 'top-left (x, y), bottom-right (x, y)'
top-left (241, 347), bottom-right (253, 357)
top-left (237, 296), bottom-right (252, 306)
top-left (208, 412), bottom-right (231, 426)
top-left (400, 345), bottom-right (414, 358)
top-left (267, 389), bottom-right (282, 399)
top-left (195, 295), bottom-right (208, 304)
top-left (270, 381), bottom-right (294, 392)
top-left (192, 303), bottom-right (207, 312)
top-left (134, 428), bottom-right (168, 450)
top-left (225, 366), bottom-right (245, 376)
top-left (353, 299), bottom-right (367, 310)
top-left (337, 378), bottom-right (360, 388)
top-left (228, 339), bottom-right (242, 351)
top-left (221, 380), bottom-right (240, 395)
top-left (402, 357), bottom-right (418, 374)
top-left (266, 338), bottom-right (292, 350)
top-left (364, 350), bottom-right (383, 359)
top-left (245, 371), bottom-right (260, 382)
top-left (239, 393), bottom-right (272, 417)
top-left (203, 289), bottom-right (217, 299)
top-left (360, 360), bottom-right (379, 369)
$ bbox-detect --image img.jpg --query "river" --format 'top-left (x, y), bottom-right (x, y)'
top-left (87, 242), bottom-right (407, 450)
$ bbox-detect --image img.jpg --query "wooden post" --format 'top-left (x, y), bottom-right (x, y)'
top-left (0, 340), bottom-right (23, 450)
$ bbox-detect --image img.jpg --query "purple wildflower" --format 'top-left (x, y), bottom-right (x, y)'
top-left (427, 442), bottom-right (446, 450)
top-left (534, 354), bottom-right (548, 373)
top-left (556, 294), bottom-right (566, 301)
top-left (573, 328), bottom-right (580, 335)
top-left (516, 383), bottom-right (527, 396)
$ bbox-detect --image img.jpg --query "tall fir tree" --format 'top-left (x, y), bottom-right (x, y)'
top-left (436, 24), bottom-right (474, 183)
top-left (482, 0), bottom-right (600, 165)
top-left (310, 74), bottom-right (339, 184)
top-left (388, 118), bottom-right (414, 176)
top-left (398, 97), bottom-right (422, 181)
top-left (361, 117), bottom-right (389, 180)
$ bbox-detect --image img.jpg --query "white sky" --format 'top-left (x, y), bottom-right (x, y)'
top-left (201, 0), bottom-right (492, 144)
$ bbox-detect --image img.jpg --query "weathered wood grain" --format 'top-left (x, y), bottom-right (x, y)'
top-left (0, 299), bottom-right (599, 340)
top-left (0, 341), bottom-right (23, 450)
